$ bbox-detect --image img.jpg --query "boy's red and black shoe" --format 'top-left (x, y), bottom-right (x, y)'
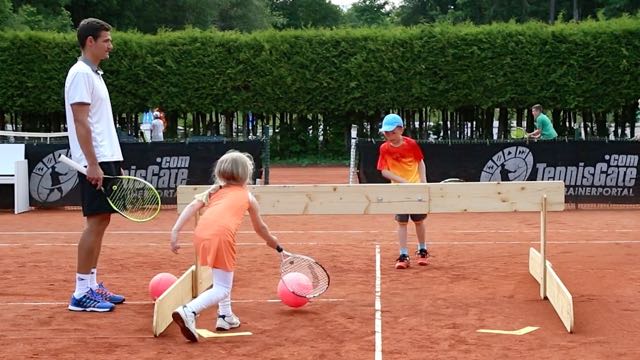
top-left (395, 254), bottom-right (410, 269)
top-left (416, 249), bottom-right (430, 266)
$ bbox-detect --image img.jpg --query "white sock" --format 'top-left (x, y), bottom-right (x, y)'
top-left (74, 273), bottom-right (91, 298)
top-left (89, 268), bottom-right (98, 290)
top-left (187, 269), bottom-right (233, 314)
top-left (218, 295), bottom-right (233, 316)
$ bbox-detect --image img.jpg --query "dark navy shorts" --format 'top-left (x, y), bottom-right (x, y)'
top-left (395, 214), bottom-right (427, 223)
top-left (79, 161), bottom-right (122, 217)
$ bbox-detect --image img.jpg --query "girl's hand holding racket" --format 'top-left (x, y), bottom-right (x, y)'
top-left (275, 245), bottom-right (330, 298)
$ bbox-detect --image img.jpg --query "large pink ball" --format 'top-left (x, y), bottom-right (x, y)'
top-left (149, 272), bottom-right (178, 300)
top-left (277, 272), bottom-right (312, 308)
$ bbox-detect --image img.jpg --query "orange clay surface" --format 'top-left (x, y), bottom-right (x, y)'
top-left (1, 166), bottom-right (639, 359)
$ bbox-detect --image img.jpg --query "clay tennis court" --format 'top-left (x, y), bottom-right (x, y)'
top-left (1, 166), bottom-right (639, 359)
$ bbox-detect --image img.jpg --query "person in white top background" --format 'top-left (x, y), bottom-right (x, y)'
top-left (635, 98), bottom-right (640, 140)
top-left (151, 111), bottom-right (165, 142)
top-left (64, 18), bottom-right (125, 312)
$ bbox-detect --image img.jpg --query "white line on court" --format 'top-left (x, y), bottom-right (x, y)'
top-left (0, 229), bottom-right (636, 235)
top-left (0, 298), bottom-right (345, 306)
top-left (2, 240), bottom-right (640, 247)
top-left (375, 244), bottom-right (382, 360)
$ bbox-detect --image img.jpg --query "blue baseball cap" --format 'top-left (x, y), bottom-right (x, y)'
top-left (379, 114), bottom-right (404, 132)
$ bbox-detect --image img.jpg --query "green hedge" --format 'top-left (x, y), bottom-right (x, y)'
top-left (1, 19), bottom-right (639, 157)
top-left (1, 19), bottom-right (640, 114)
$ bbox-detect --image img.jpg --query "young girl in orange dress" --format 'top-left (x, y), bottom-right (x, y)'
top-left (169, 150), bottom-right (281, 342)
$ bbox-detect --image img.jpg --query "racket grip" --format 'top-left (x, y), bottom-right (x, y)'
top-left (276, 245), bottom-right (283, 253)
top-left (58, 154), bottom-right (88, 175)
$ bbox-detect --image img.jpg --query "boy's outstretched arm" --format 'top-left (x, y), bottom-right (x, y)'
top-left (170, 199), bottom-right (204, 254)
top-left (248, 193), bottom-right (280, 250)
top-left (419, 160), bottom-right (427, 183)
top-left (381, 169), bottom-right (407, 183)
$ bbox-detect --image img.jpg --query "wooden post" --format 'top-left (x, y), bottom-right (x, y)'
top-left (192, 212), bottom-right (200, 298)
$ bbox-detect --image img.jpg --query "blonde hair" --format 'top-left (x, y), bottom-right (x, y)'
top-left (213, 150), bottom-right (254, 186)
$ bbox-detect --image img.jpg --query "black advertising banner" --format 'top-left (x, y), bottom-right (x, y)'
top-left (25, 145), bottom-right (80, 208)
top-left (8, 141), bottom-right (263, 209)
top-left (120, 141), bottom-right (263, 203)
top-left (358, 140), bottom-right (640, 204)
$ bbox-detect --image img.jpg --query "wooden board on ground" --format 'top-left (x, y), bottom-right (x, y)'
top-left (196, 329), bottom-right (253, 338)
top-left (528, 247), bottom-right (575, 333)
top-left (152, 265), bottom-right (196, 337)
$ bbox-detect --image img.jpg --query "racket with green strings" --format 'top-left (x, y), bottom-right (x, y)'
top-left (510, 127), bottom-right (528, 139)
top-left (58, 155), bottom-right (161, 222)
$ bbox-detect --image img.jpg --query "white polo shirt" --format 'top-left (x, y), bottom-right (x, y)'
top-left (64, 58), bottom-right (123, 166)
top-left (151, 118), bottom-right (164, 141)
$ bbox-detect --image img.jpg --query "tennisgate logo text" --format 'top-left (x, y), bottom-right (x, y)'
top-left (123, 156), bottom-right (190, 197)
top-left (535, 154), bottom-right (638, 197)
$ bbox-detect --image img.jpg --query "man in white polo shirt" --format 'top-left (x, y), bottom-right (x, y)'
top-left (65, 18), bottom-right (124, 312)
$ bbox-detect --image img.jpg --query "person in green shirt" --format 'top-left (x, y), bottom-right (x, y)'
top-left (527, 104), bottom-right (558, 140)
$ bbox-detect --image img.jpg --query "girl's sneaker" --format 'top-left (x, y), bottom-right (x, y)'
top-left (216, 313), bottom-right (241, 330)
top-left (172, 305), bottom-right (198, 342)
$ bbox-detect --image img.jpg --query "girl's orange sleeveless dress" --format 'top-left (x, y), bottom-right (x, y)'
top-left (192, 185), bottom-right (249, 271)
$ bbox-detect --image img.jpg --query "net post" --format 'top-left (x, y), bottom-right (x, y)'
top-left (349, 125), bottom-right (358, 184)
top-left (540, 194), bottom-right (547, 299)
top-left (262, 125), bottom-right (270, 185)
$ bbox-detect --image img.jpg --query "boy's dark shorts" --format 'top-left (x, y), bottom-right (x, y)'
top-left (79, 161), bottom-right (122, 217)
top-left (395, 214), bottom-right (427, 223)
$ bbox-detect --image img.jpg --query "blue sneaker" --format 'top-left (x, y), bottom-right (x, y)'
top-left (68, 289), bottom-right (115, 312)
top-left (95, 283), bottom-right (125, 304)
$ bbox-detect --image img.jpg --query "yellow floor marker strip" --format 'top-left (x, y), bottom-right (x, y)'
top-left (196, 329), bottom-right (253, 338)
top-left (477, 326), bottom-right (539, 336)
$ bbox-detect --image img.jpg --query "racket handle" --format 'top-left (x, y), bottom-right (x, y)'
top-left (58, 155), bottom-right (88, 175)
top-left (276, 245), bottom-right (283, 253)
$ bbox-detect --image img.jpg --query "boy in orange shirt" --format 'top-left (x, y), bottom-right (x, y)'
top-left (376, 114), bottom-right (429, 269)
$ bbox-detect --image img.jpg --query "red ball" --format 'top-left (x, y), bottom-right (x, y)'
top-left (277, 272), bottom-right (312, 308)
top-left (149, 272), bottom-right (178, 300)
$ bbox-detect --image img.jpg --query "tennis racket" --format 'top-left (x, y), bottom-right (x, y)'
top-left (441, 178), bottom-right (465, 183)
top-left (58, 155), bottom-right (161, 222)
top-left (276, 246), bottom-right (330, 298)
top-left (510, 127), bottom-right (527, 139)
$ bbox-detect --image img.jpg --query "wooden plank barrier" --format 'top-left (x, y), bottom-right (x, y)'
top-left (153, 181), bottom-right (573, 336)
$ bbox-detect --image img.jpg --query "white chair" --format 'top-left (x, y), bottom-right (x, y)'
top-left (0, 144), bottom-right (30, 214)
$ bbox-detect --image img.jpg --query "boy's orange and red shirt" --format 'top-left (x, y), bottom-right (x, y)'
top-left (376, 136), bottom-right (424, 183)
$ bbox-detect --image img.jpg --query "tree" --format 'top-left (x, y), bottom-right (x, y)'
top-left (10, 0), bottom-right (72, 31)
top-left (395, 0), bottom-right (455, 26)
top-left (270, 0), bottom-right (343, 29)
top-left (345, 0), bottom-right (392, 27)
top-left (65, 0), bottom-right (212, 33)
top-left (215, 0), bottom-right (274, 32)
top-left (0, 0), bottom-right (13, 28)
top-left (64, 0), bottom-right (273, 33)
top-left (600, 0), bottom-right (639, 18)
